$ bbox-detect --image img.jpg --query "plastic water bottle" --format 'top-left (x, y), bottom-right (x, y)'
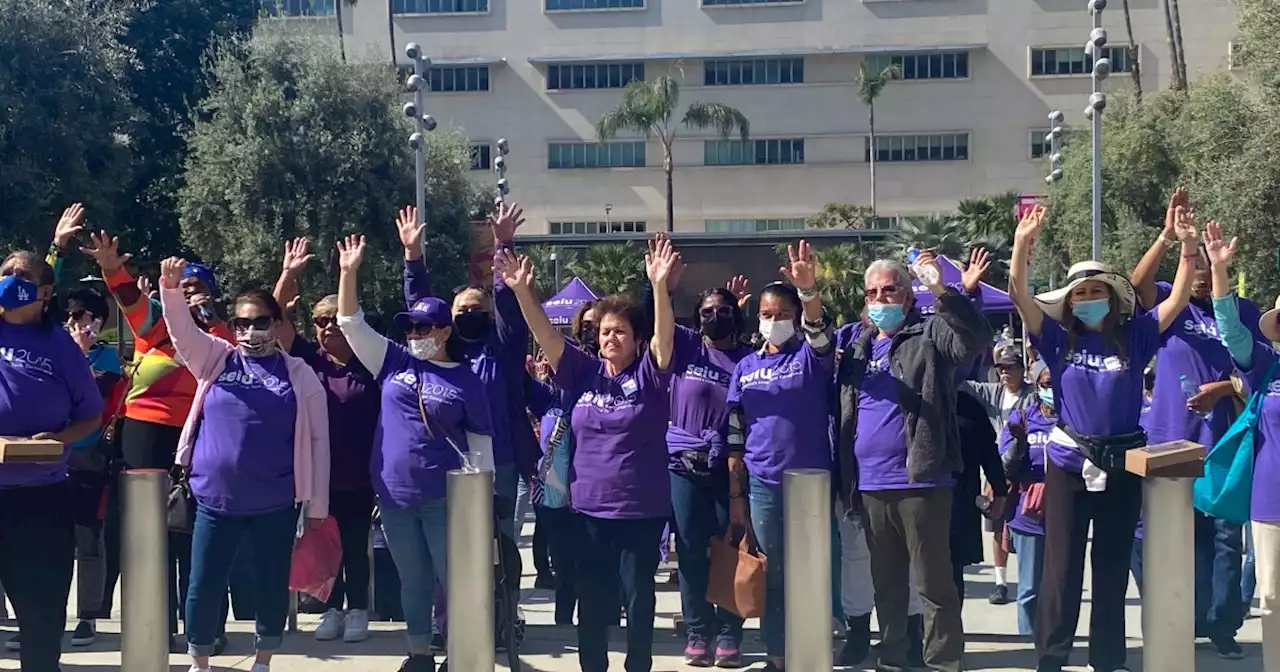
top-left (906, 247), bottom-right (940, 287)
top-left (1181, 375), bottom-right (1212, 420)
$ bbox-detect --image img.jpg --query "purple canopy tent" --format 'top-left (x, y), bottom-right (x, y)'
top-left (543, 277), bottom-right (600, 326)
top-left (911, 254), bottom-right (1014, 315)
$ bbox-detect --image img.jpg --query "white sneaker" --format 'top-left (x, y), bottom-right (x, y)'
top-left (343, 608), bottom-right (369, 643)
top-left (314, 609), bottom-right (344, 641)
top-left (188, 666), bottom-right (212, 672)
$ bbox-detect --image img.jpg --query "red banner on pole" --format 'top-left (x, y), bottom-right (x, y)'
top-left (1016, 194), bottom-right (1046, 220)
top-left (469, 220), bottom-right (494, 289)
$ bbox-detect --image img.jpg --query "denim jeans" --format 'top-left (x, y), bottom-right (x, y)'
top-left (0, 482), bottom-right (75, 672)
top-left (514, 474), bottom-right (534, 535)
top-left (1244, 523), bottom-right (1257, 608)
top-left (185, 505), bottom-right (296, 656)
top-left (577, 514), bottom-right (666, 672)
top-left (1010, 529), bottom-right (1045, 637)
top-left (380, 497), bottom-right (448, 649)
top-left (1194, 511), bottom-right (1244, 639)
top-left (670, 469), bottom-right (743, 644)
top-left (1131, 540), bottom-right (1144, 596)
top-left (748, 474), bottom-right (786, 657)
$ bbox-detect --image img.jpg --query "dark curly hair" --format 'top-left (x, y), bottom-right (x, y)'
top-left (692, 287), bottom-right (745, 339)
top-left (592, 293), bottom-right (652, 343)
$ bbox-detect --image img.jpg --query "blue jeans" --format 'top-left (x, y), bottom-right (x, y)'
top-left (185, 505), bottom-right (296, 657)
top-left (670, 470), bottom-right (744, 644)
top-left (1195, 512), bottom-right (1245, 639)
top-left (1244, 523), bottom-right (1257, 608)
top-left (514, 473), bottom-right (534, 536)
top-left (380, 497), bottom-right (448, 649)
top-left (749, 474), bottom-right (786, 657)
top-left (577, 514), bottom-right (666, 672)
top-left (1010, 529), bottom-right (1045, 636)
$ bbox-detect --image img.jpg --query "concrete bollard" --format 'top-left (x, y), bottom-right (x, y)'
top-left (120, 469), bottom-right (170, 672)
top-left (783, 468), bottom-right (833, 671)
top-left (446, 468), bottom-right (495, 670)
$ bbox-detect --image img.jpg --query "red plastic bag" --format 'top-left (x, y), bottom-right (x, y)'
top-left (289, 516), bottom-right (343, 602)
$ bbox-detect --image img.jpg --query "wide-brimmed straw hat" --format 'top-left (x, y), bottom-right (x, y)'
top-left (1260, 295), bottom-right (1280, 344)
top-left (1034, 261), bottom-right (1136, 323)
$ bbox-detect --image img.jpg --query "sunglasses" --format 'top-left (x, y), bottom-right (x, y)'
top-left (232, 316), bottom-right (273, 332)
top-left (67, 309), bottom-right (96, 322)
top-left (313, 316), bottom-right (336, 329)
top-left (865, 284), bottom-right (902, 300)
top-left (579, 321), bottom-right (596, 333)
top-left (699, 305), bottom-right (735, 319)
top-left (406, 322), bottom-right (439, 335)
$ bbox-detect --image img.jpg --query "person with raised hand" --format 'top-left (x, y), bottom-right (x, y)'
top-left (723, 240), bottom-right (833, 672)
top-left (496, 234), bottom-right (679, 672)
top-left (0, 248), bottom-right (104, 672)
top-left (333, 234), bottom-right (493, 672)
top-left (271, 237), bottom-right (382, 644)
top-left (1008, 203), bottom-right (1198, 672)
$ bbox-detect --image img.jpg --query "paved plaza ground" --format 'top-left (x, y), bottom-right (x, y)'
top-left (0, 525), bottom-right (1263, 671)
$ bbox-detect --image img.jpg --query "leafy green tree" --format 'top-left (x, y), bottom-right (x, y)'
top-left (808, 203), bottom-right (875, 229)
top-left (0, 0), bottom-right (135, 252)
top-left (522, 244), bottom-right (579, 300)
top-left (858, 61), bottom-right (900, 219)
top-left (956, 191), bottom-right (1019, 239)
top-left (177, 29), bottom-right (485, 320)
top-left (567, 243), bottom-right (645, 296)
top-left (596, 74), bottom-right (750, 233)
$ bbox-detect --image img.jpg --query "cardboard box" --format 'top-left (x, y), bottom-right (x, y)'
top-left (0, 437), bottom-right (65, 464)
top-left (1125, 440), bottom-right (1205, 478)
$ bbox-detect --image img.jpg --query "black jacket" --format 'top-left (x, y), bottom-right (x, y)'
top-left (951, 388), bottom-right (1008, 567)
top-left (833, 288), bottom-right (993, 506)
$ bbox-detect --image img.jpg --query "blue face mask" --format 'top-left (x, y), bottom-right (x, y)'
top-left (0, 275), bottom-right (39, 310)
top-left (867, 303), bottom-right (907, 333)
top-left (1070, 298), bottom-right (1111, 326)
top-left (1037, 388), bottom-right (1055, 407)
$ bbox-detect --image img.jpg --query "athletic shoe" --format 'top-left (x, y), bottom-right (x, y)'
top-left (989, 584), bottom-right (1011, 605)
top-left (430, 632), bottom-right (445, 652)
top-left (839, 614), bottom-right (871, 667)
top-left (343, 609), bottom-right (369, 643)
top-left (70, 620), bottom-right (97, 647)
top-left (1213, 636), bottom-right (1246, 660)
top-left (315, 609), bottom-right (344, 641)
top-left (684, 634), bottom-right (712, 667)
top-left (713, 636), bottom-right (743, 668)
top-left (398, 653), bottom-right (436, 672)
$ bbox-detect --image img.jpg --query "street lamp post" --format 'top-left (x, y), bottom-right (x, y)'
top-left (403, 42), bottom-right (438, 260)
top-left (604, 203), bottom-right (613, 232)
top-left (1084, 0), bottom-right (1111, 261)
top-left (494, 137), bottom-right (510, 205)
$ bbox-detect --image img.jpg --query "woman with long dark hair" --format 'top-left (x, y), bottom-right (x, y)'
top-left (1009, 204), bottom-right (1197, 672)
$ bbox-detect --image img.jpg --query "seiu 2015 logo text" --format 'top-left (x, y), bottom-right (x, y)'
top-left (1026, 431), bottom-right (1052, 446)
top-left (1065, 350), bottom-right (1128, 372)
top-left (683, 363), bottom-right (730, 386)
top-left (0, 347), bottom-right (54, 375)
top-left (1268, 379), bottom-right (1280, 396)
top-left (578, 390), bottom-right (632, 409)
top-left (1183, 319), bottom-right (1220, 339)
top-left (737, 360), bottom-right (804, 386)
top-left (389, 371), bottom-right (460, 401)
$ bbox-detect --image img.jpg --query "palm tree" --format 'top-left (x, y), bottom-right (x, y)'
top-left (1162, 0), bottom-right (1186, 90)
top-left (1170, 0), bottom-right (1188, 87)
top-left (567, 243), bottom-right (645, 296)
top-left (888, 215), bottom-right (1012, 286)
top-left (522, 244), bottom-right (579, 300)
top-left (807, 203), bottom-right (875, 229)
top-left (335, 0), bottom-right (354, 62)
top-left (857, 61), bottom-right (901, 220)
top-left (814, 244), bottom-right (869, 326)
top-left (386, 0), bottom-right (397, 67)
top-left (596, 74), bottom-right (750, 233)
top-left (1120, 0), bottom-right (1143, 101)
top-left (955, 191), bottom-right (1019, 239)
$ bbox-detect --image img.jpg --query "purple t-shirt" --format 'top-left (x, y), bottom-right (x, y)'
top-left (291, 339), bottom-right (380, 492)
top-left (667, 326), bottom-right (751, 469)
top-left (191, 353), bottom-right (298, 515)
top-left (1000, 405), bottom-right (1055, 536)
top-left (1145, 284), bottom-right (1263, 448)
top-left (856, 336), bottom-right (953, 490)
top-left (1031, 312), bottom-right (1161, 470)
top-left (728, 340), bottom-right (834, 486)
top-left (373, 345), bottom-right (493, 508)
top-left (0, 322), bottom-right (104, 489)
top-left (1237, 342), bottom-right (1280, 522)
top-left (554, 343), bottom-right (674, 520)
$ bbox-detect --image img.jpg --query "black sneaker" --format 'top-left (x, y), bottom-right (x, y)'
top-left (989, 584), bottom-right (1011, 605)
top-left (906, 613), bottom-right (925, 668)
top-left (70, 620), bottom-right (96, 647)
top-left (1212, 636), bottom-right (1246, 660)
top-left (169, 634), bottom-right (185, 654)
top-left (430, 633), bottom-right (445, 652)
top-left (398, 653), bottom-right (436, 672)
top-left (839, 614), bottom-right (871, 667)
top-left (4, 634), bottom-right (18, 651)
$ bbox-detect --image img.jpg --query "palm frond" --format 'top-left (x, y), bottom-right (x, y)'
top-left (857, 61), bottom-right (900, 105)
top-left (683, 101), bottom-right (750, 140)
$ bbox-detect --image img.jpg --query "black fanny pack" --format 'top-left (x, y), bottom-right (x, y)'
top-left (1058, 421), bottom-right (1147, 474)
top-left (676, 450), bottom-right (712, 477)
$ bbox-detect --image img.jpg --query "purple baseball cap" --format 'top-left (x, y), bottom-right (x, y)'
top-left (394, 297), bottom-right (453, 330)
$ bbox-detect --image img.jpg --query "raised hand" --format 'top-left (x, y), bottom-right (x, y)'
top-left (80, 231), bottom-right (132, 274)
top-left (495, 249), bottom-right (534, 292)
top-left (159, 257), bottom-right (187, 290)
top-left (646, 234), bottom-right (682, 286)
top-left (396, 206), bottom-right (425, 252)
top-left (1015, 204), bottom-right (1048, 242)
top-left (726, 274), bottom-right (751, 309)
top-left (913, 249), bottom-right (945, 290)
top-left (489, 202), bottom-right (525, 244)
top-left (1203, 221), bottom-right (1237, 267)
top-left (961, 247), bottom-right (991, 294)
top-left (53, 203), bottom-right (86, 249)
top-left (136, 275), bottom-right (154, 299)
top-left (281, 237), bottom-right (314, 277)
top-left (1173, 206), bottom-right (1200, 244)
top-left (336, 235), bottom-right (367, 272)
top-left (780, 240), bottom-right (817, 292)
top-left (1163, 186), bottom-right (1188, 238)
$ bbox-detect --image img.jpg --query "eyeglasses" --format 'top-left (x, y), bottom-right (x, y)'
top-left (865, 285), bottom-right (902, 300)
top-left (699, 306), bottom-right (735, 319)
top-left (313, 316), bottom-right (336, 329)
top-left (232, 316), bottom-right (273, 332)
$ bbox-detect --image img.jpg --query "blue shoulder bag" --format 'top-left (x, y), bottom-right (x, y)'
top-left (1193, 357), bottom-right (1279, 524)
top-left (532, 411), bottom-right (573, 509)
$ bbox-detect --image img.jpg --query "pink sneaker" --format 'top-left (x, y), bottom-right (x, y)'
top-left (714, 637), bottom-right (744, 668)
top-left (684, 635), bottom-right (713, 667)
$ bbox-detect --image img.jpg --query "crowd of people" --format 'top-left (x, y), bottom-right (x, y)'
top-left (0, 186), bottom-right (1276, 672)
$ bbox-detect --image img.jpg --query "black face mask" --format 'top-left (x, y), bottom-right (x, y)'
top-left (578, 331), bottom-right (599, 355)
top-left (700, 314), bottom-right (735, 341)
top-left (454, 311), bottom-right (491, 342)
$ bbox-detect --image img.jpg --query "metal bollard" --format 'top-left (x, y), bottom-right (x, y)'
top-left (120, 469), bottom-right (170, 672)
top-left (1141, 477), bottom-right (1196, 672)
top-left (446, 468), bottom-right (495, 670)
top-left (783, 469), bottom-right (833, 671)
top-left (288, 591), bottom-right (299, 633)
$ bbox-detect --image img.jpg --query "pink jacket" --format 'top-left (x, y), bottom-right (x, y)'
top-left (161, 287), bottom-right (330, 519)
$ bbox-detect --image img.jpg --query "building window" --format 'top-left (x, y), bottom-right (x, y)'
top-left (1029, 130), bottom-right (1051, 159)
top-left (865, 134), bottom-right (969, 162)
top-left (704, 139), bottom-right (805, 165)
top-left (865, 51), bottom-right (969, 80)
top-left (262, 0), bottom-right (336, 16)
top-left (548, 220), bottom-right (647, 234)
top-left (392, 0), bottom-right (487, 13)
top-left (702, 0), bottom-right (803, 5)
top-left (470, 144), bottom-right (491, 171)
top-left (1030, 46), bottom-right (1133, 76)
top-left (428, 66), bottom-right (490, 92)
top-left (872, 216), bottom-right (900, 230)
top-left (546, 0), bottom-right (643, 8)
top-left (548, 141), bottom-right (646, 169)
top-left (703, 58), bottom-right (804, 85)
top-left (704, 218), bottom-right (806, 233)
top-left (546, 62), bottom-right (645, 90)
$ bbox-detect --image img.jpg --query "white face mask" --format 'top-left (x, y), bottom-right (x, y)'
top-left (758, 318), bottom-right (795, 347)
top-left (408, 337), bottom-right (441, 361)
top-left (237, 327), bottom-right (278, 357)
